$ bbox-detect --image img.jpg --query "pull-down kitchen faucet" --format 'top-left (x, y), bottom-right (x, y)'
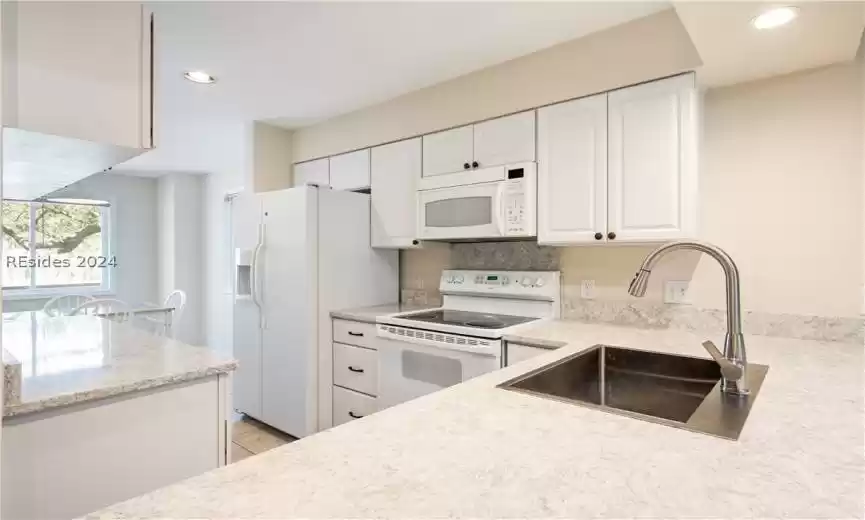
top-left (628, 241), bottom-right (749, 396)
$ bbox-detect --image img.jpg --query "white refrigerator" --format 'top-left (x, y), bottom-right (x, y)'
top-left (232, 186), bottom-right (398, 437)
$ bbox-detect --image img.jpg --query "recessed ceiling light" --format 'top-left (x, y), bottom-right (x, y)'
top-left (183, 71), bottom-right (216, 84)
top-left (751, 6), bottom-right (799, 30)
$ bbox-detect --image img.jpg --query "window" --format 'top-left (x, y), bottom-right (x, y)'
top-left (2, 199), bottom-right (114, 296)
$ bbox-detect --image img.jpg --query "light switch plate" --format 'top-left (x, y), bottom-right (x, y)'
top-left (664, 281), bottom-right (690, 304)
top-left (580, 280), bottom-right (596, 299)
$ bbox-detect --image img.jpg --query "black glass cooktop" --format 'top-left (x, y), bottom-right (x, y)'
top-left (400, 309), bottom-right (538, 329)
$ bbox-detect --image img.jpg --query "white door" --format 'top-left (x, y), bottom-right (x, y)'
top-left (607, 74), bottom-right (698, 242)
top-left (537, 94), bottom-right (608, 245)
top-left (421, 125), bottom-right (473, 178)
top-left (329, 148), bottom-right (370, 191)
top-left (293, 158), bottom-right (330, 187)
top-left (259, 188), bottom-right (317, 437)
top-left (473, 111), bottom-right (536, 170)
top-left (231, 194), bottom-right (263, 420)
top-left (371, 138), bottom-right (421, 248)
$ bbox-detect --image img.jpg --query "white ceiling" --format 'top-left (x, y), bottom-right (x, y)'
top-left (675, 1), bottom-right (865, 87)
top-left (150, 1), bottom-right (670, 130)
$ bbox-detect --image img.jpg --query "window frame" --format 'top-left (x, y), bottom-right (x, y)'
top-left (2, 199), bottom-right (115, 300)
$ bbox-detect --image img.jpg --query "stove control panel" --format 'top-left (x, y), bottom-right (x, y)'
top-left (440, 270), bottom-right (560, 300)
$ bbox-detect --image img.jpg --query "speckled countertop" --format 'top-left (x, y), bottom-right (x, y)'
top-left (330, 302), bottom-right (439, 323)
top-left (2, 312), bottom-right (236, 417)
top-left (88, 319), bottom-right (863, 519)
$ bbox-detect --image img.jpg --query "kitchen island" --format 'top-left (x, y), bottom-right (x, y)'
top-left (87, 319), bottom-right (863, 519)
top-left (1, 312), bottom-right (236, 520)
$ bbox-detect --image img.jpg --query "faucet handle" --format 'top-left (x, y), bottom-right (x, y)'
top-left (701, 340), bottom-right (744, 381)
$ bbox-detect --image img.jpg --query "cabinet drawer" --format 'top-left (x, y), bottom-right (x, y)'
top-left (332, 319), bottom-right (377, 349)
top-left (333, 343), bottom-right (378, 396)
top-left (332, 386), bottom-right (376, 426)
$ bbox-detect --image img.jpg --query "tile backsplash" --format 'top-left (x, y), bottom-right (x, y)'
top-left (399, 241), bottom-right (864, 343)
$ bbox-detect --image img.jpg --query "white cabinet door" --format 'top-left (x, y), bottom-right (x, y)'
top-left (371, 138), bottom-right (422, 248)
top-left (6, 2), bottom-right (153, 149)
top-left (293, 158), bottom-right (330, 187)
top-left (422, 125), bottom-right (473, 177)
top-left (537, 94), bottom-right (607, 245)
top-left (329, 149), bottom-right (370, 190)
top-left (473, 111), bottom-right (536, 169)
top-left (505, 343), bottom-right (551, 366)
top-left (608, 74), bottom-right (697, 242)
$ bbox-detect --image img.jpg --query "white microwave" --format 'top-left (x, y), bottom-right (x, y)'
top-left (417, 162), bottom-right (536, 240)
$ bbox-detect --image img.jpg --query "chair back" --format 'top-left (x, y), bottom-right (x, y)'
top-left (163, 290), bottom-right (187, 326)
top-left (71, 298), bottom-right (133, 322)
top-left (43, 294), bottom-right (95, 317)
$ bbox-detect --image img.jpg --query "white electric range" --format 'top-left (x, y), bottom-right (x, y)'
top-left (376, 269), bottom-right (561, 408)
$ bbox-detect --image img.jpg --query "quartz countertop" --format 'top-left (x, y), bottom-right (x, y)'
top-left (88, 320), bottom-right (863, 519)
top-left (330, 302), bottom-right (439, 324)
top-left (2, 312), bottom-right (236, 417)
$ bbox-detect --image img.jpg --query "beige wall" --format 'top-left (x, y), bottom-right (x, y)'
top-left (292, 9), bottom-right (700, 162)
top-left (251, 122), bottom-right (293, 193)
top-left (401, 61), bottom-right (865, 319)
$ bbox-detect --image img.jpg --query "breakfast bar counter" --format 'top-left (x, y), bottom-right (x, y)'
top-left (87, 320), bottom-right (863, 519)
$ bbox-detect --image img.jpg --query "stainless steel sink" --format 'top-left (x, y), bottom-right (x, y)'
top-left (498, 344), bottom-right (768, 440)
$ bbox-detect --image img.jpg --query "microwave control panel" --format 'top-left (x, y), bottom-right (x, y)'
top-left (502, 162), bottom-right (536, 236)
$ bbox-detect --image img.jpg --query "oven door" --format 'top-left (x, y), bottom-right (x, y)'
top-left (377, 336), bottom-right (501, 410)
top-left (418, 180), bottom-right (505, 240)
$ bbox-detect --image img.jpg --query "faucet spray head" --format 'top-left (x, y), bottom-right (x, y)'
top-left (628, 269), bottom-right (651, 297)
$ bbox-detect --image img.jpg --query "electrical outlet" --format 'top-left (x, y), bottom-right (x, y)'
top-left (664, 281), bottom-right (690, 304)
top-left (580, 280), bottom-right (596, 299)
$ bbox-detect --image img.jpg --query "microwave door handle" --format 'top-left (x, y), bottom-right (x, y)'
top-left (494, 183), bottom-right (506, 236)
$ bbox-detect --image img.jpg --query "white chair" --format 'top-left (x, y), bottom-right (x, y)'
top-left (141, 290), bottom-right (187, 338)
top-left (162, 289), bottom-right (187, 328)
top-left (71, 298), bottom-right (133, 322)
top-left (42, 294), bottom-right (95, 317)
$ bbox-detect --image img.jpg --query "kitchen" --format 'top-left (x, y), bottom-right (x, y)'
top-left (2, 1), bottom-right (864, 519)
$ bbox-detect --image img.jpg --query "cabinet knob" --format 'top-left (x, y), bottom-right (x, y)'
top-left (472, 161), bottom-right (479, 169)
top-left (607, 232), bottom-right (616, 240)
top-left (412, 239), bottom-right (419, 246)
top-left (594, 232), bottom-right (603, 240)
top-left (463, 163), bottom-right (471, 170)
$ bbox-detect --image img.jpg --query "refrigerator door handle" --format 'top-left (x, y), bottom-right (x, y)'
top-left (251, 223), bottom-right (266, 328)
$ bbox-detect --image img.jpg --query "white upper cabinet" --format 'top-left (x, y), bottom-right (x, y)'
top-left (537, 74), bottom-right (697, 246)
top-left (473, 111), bottom-right (535, 170)
top-left (607, 74), bottom-right (697, 242)
top-left (1, 2), bottom-right (155, 200)
top-left (293, 158), bottom-right (330, 187)
top-left (421, 125), bottom-right (473, 178)
top-left (3, 2), bottom-right (154, 150)
top-left (371, 138), bottom-right (422, 248)
top-left (537, 94), bottom-right (607, 245)
top-left (329, 149), bottom-right (370, 191)
top-left (421, 110), bottom-right (536, 179)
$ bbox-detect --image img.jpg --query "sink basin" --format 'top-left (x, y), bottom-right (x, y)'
top-left (498, 344), bottom-right (768, 440)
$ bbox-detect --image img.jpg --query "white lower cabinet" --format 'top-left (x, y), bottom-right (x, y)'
top-left (331, 318), bottom-right (380, 427)
top-left (538, 73), bottom-right (698, 245)
top-left (505, 343), bottom-right (551, 366)
top-left (332, 386), bottom-right (377, 426)
top-left (2, 376), bottom-right (229, 520)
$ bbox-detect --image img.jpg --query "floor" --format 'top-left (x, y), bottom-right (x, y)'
top-left (231, 415), bottom-right (297, 463)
